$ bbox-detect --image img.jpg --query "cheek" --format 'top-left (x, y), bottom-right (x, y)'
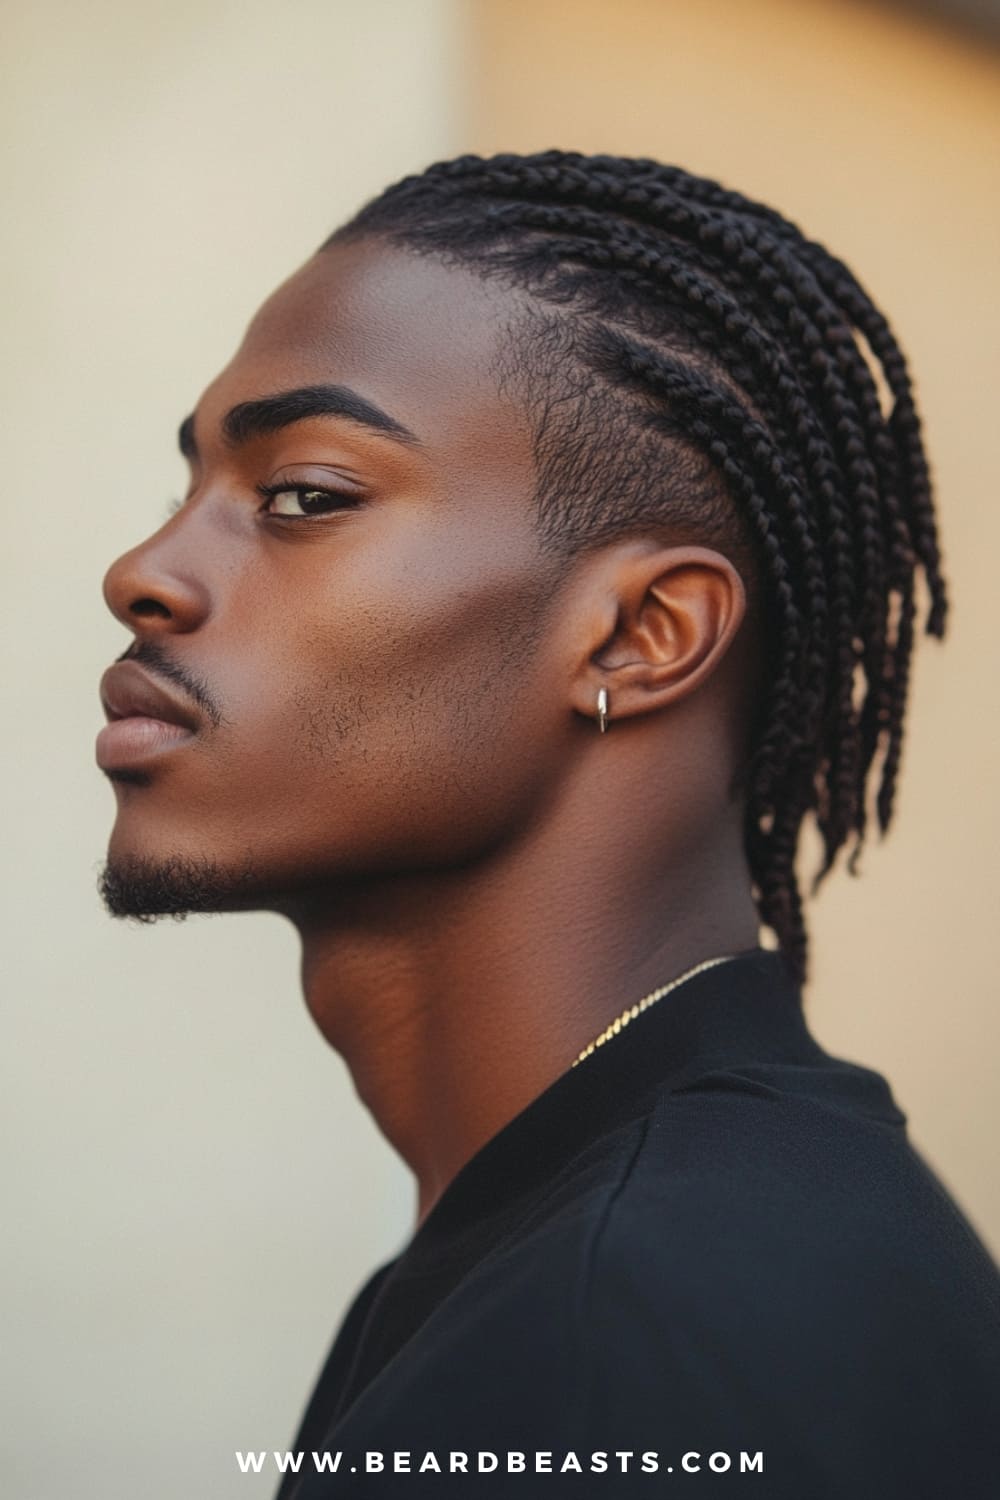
top-left (246, 549), bottom-right (558, 867)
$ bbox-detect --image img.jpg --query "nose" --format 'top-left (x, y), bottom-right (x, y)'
top-left (102, 528), bottom-right (211, 636)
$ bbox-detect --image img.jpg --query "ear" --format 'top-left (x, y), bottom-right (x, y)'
top-left (567, 543), bottom-right (748, 729)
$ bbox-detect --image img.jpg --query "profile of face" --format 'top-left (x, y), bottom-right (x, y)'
top-left (98, 240), bottom-right (590, 921)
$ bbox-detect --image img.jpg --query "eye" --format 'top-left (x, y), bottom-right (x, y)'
top-left (257, 482), bottom-right (359, 518)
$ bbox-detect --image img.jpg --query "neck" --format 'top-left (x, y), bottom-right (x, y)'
top-left (291, 788), bottom-right (759, 1230)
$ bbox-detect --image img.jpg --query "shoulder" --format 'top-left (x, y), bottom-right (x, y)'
top-left (578, 1067), bottom-right (1000, 1333)
top-left (557, 1071), bottom-right (1000, 1456)
top-left (339, 1078), bottom-right (1000, 1492)
top-left (460, 1057), bottom-right (1000, 1344)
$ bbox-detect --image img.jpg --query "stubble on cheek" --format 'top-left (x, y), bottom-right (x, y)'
top-left (290, 679), bottom-right (377, 759)
top-left (286, 624), bottom-right (444, 779)
top-left (282, 581), bottom-right (553, 825)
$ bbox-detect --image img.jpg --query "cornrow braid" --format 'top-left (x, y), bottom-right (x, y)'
top-left (329, 150), bottom-right (948, 984)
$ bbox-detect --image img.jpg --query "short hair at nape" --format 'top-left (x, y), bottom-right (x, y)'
top-left (328, 150), bottom-right (948, 985)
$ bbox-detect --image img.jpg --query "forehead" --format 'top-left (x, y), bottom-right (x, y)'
top-left (199, 236), bottom-right (532, 459)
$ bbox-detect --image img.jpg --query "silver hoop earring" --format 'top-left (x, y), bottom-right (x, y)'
top-left (596, 687), bottom-right (609, 734)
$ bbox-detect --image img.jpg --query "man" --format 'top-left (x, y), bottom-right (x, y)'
top-left (96, 152), bottom-right (998, 1494)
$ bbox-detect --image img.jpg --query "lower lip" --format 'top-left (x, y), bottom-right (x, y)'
top-left (96, 717), bottom-right (194, 770)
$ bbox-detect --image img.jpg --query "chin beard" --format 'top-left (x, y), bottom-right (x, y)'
top-left (98, 853), bottom-right (265, 920)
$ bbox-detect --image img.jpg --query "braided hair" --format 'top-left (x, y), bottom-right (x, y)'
top-left (328, 150), bottom-right (948, 985)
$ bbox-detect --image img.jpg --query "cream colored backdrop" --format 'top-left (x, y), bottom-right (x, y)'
top-left (464, 0), bottom-right (1000, 1249)
top-left (1, 4), bottom-right (459, 1497)
top-left (3, 1), bottom-right (997, 1497)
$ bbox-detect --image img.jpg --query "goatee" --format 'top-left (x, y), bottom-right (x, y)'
top-left (98, 854), bottom-right (263, 920)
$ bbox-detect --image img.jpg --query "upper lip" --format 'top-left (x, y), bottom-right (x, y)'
top-left (100, 661), bottom-right (200, 732)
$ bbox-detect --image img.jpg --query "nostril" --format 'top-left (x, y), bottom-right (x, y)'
top-left (131, 598), bottom-right (172, 620)
top-left (102, 549), bottom-right (208, 634)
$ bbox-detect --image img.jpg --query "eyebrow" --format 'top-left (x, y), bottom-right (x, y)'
top-left (177, 383), bottom-right (419, 461)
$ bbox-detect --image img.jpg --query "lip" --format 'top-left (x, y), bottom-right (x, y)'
top-left (96, 661), bottom-right (200, 771)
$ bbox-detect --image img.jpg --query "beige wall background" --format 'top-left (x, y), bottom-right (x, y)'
top-left (2, 1), bottom-right (996, 1496)
top-left (1, 3), bottom-right (459, 1497)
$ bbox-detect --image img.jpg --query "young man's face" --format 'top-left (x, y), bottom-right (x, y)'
top-left (98, 239), bottom-right (570, 918)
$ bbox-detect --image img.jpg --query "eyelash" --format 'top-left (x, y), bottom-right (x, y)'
top-left (164, 482), bottom-right (360, 523)
top-left (255, 481), bottom-right (361, 518)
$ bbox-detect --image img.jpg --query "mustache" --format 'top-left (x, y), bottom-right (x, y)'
top-left (116, 639), bottom-right (224, 729)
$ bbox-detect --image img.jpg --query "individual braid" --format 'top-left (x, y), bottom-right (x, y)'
top-left (331, 150), bottom-right (948, 985)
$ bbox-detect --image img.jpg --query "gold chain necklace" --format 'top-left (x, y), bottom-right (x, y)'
top-left (570, 954), bottom-right (736, 1068)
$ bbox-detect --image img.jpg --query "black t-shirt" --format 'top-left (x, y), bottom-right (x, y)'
top-left (275, 948), bottom-right (1000, 1497)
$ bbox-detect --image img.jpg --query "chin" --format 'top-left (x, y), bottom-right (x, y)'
top-left (98, 849), bottom-right (267, 920)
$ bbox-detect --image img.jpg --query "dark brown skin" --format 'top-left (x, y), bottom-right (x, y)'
top-left (101, 238), bottom-right (762, 1227)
